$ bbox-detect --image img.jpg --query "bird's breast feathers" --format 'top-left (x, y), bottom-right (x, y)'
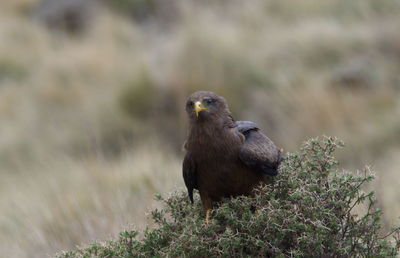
top-left (187, 128), bottom-right (243, 157)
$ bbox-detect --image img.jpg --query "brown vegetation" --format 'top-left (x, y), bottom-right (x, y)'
top-left (0, 0), bottom-right (400, 257)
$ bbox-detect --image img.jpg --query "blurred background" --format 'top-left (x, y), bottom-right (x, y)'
top-left (0, 0), bottom-right (400, 256)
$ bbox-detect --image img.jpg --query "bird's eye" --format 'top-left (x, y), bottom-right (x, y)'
top-left (204, 98), bottom-right (214, 104)
top-left (187, 101), bottom-right (194, 108)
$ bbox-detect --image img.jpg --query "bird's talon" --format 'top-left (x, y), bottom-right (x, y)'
top-left (205, 209), bottom-right (211, 224)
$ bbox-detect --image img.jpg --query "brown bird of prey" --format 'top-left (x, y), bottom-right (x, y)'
top-left (183, 91), bottom-right (282, 223)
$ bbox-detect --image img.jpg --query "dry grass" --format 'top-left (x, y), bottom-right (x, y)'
top-left (0, 142), bottom-right (181, 257)
top-left (1, 0), bottom-right (400, 257)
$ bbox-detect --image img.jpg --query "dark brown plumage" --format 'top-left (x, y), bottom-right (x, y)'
top-left (182, 91), bottom-right (282, 223)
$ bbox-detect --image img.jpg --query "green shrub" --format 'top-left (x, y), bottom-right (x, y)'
top-left (0, 58), bottom-right (28, 82)
top-left (118, 70), bottom-right (156, 120)
top-left (58, 137), bottom-right (400, 257)
top-left (102, 0), bottom-right (159, 22)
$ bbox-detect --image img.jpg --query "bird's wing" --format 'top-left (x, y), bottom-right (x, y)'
top-left (236, 121), bottom-right (281, 176)
top-left (182, 153), bottom-right (197, 203)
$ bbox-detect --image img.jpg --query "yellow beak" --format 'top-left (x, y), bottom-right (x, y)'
top-left (194, 101), bottom-right (208, 117)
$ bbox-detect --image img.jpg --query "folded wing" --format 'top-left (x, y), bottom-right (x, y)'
top-left (182, 153), bottom-right (197, 203)
top-left (236, 121), bottom-right (281, 176)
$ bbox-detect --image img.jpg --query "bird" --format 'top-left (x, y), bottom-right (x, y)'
top-left (182, 91), bottom-right (282, 223)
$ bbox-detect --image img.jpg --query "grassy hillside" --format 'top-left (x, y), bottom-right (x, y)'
top-left (1, 0), bottom-right (400, 257)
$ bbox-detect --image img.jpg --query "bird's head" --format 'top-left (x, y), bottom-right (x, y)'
top-left (185, 91), bottom-right (230, 122)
